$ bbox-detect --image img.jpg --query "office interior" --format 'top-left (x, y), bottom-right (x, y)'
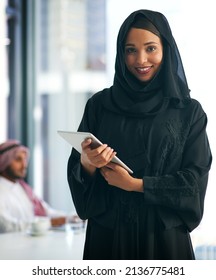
top-left (0, 0), bottom-right (216, 259)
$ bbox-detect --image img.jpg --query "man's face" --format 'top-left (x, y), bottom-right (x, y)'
top-left (5, 150), bottom-right (28, 180)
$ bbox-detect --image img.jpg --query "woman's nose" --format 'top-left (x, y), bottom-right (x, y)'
top-left (136, 51), bottom-right (147, 64)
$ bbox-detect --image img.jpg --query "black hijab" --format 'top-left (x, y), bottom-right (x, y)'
top-left (102, 9), bottom-right (191, 117)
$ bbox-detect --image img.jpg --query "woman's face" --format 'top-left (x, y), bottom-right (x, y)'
top-left (125, 28), bottom-right (163, 82)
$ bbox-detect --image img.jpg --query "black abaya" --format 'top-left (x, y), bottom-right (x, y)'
top-left (67, 10), bottom-right (212, 260)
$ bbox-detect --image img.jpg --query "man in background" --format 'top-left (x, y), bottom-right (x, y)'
top-left (0, 139), bottom-right (79, 233)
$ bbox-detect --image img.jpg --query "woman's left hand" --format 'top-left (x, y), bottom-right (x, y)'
top-left (100, 162), bottom-right (144, 192)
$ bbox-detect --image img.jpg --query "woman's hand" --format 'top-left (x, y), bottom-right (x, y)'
top-left (100, 162), bottom-right (144, 192)
top-left (81, 138), bottom-right (116, 176)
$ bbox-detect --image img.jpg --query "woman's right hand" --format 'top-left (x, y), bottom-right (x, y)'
top-left (80, 138), bottom-right (116, 176)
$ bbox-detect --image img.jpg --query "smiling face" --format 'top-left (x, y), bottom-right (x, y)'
top-left (125, 28), bottom-right (163, 82)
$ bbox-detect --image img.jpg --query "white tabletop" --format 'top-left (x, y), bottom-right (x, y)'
top-left (0, 227), bottom-right (85, 260)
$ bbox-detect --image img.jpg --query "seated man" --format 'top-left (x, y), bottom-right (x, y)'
top-left (0, 139), bottom-right (80, 233)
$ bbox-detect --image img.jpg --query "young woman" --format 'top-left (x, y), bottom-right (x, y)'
top-left (67, 9), bottom-right (212, 259)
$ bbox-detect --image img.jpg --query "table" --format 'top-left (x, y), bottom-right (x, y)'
top-left (0, 227), bottom-right (85, 260)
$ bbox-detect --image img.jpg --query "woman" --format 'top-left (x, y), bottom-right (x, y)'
top-left (67, 9), bottom-right (212, 259)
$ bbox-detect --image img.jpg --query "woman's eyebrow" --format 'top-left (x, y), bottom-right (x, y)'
top-left (125, 41), bottom-right (159, 47)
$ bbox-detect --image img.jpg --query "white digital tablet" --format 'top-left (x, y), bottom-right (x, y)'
top-left (57, 130), bottom-right (133, 174)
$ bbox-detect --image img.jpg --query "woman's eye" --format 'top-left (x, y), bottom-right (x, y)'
top-left (147, 46), bottom-right (156, 52)
top-left (125, 47), bottom-right (136, 54)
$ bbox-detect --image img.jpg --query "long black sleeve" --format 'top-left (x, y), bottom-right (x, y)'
top-left (143, 113), bottom-right (212, 231)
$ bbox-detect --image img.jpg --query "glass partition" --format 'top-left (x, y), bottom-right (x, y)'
top-left (33, 0), bottom-right (107, 211)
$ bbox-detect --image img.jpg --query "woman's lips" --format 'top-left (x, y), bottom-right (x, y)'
top-left (136, 66), bottom-right (152, 74)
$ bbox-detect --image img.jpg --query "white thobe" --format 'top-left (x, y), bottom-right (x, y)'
top-left (0, 176), bottom-right (34, 232)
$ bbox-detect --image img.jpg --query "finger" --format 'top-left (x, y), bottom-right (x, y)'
top-left (106, 162), bottom-right (127, 174)
top-left (102, 147), bottom-right (114, 159)
top-left (106, 162), bottom-right (117, 170)
top-left (81, 138), bottom-right (92, 149)
top-left (93, 149), bottom-right (116, 166)
top-left (86, 144), bottom-right (108, 157)
top-left (94, 144), bottom-right (108, 154)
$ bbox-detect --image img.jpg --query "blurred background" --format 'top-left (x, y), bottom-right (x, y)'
top-left (0, 0), bottom-right (215, 259)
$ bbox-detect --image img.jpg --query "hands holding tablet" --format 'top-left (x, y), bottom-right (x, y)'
top-left (80, 138), bottom-right (143, 192)
top-left (80, 138), bottom-right (117, 175)
top-left (58, 131), bottom-right (133, 174)
top-left (57, 130), bottom-right (141, 191)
